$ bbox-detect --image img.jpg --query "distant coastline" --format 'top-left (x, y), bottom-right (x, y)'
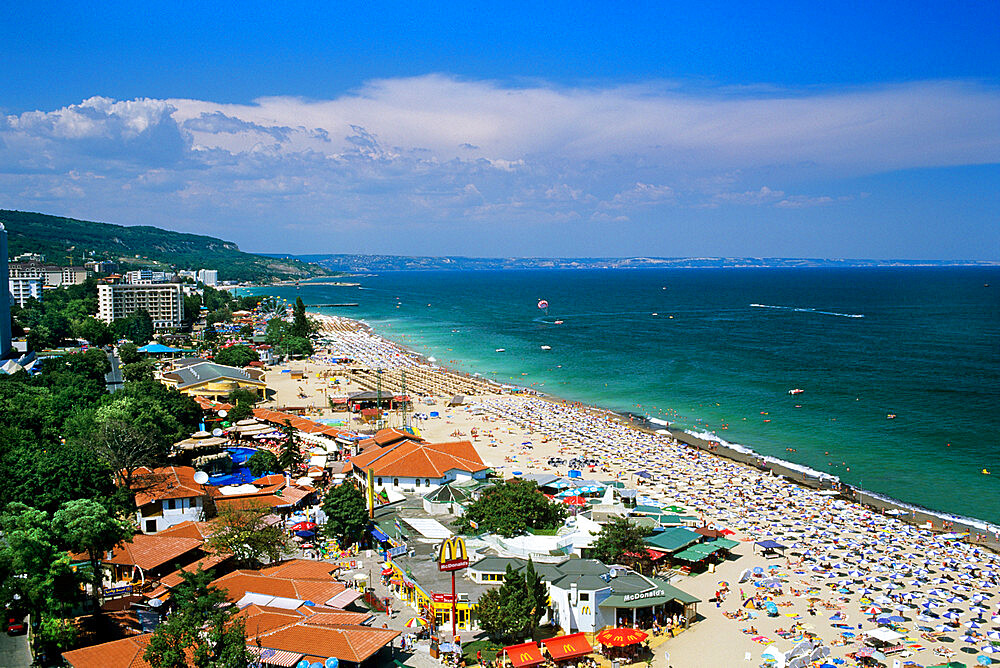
top-left (257, 253), bottom-right (1000, 273)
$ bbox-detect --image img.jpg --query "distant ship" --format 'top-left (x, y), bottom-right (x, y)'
top-left (540, 345), bottom-right (552, 350)
top-left (495, 348), bottom-right (506, 352)
top-left (788, 388), bottom-right (804, 395)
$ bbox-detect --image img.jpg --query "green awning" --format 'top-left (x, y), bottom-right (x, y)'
top-left (672, 547), bottom-right (710, 562)
top-left (599, 579), bottom-right (700, 608)
top-left (644, 527), bottom-right (701, 553)
top-left (709, 537), bottom-right (739, 550)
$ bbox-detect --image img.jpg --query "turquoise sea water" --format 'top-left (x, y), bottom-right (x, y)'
top-left (246, 268), bottom-right (1000, 525)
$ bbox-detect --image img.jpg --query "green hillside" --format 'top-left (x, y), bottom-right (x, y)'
top-left (1, 209), bottom-right (328, 283)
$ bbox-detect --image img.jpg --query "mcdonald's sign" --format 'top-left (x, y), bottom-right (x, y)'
top-left (438, 536), bottom-right (469, 572)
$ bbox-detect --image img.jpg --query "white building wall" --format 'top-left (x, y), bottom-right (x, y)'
top-left (9, 277), bottom-right (43, 307)
top-left (137, 496), bottom-right (203, 534)
top-left (98, 283), bottom-right (184, 329)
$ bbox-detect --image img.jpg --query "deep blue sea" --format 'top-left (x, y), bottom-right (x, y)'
top-left (245, 268), bottom-right (1000, 525)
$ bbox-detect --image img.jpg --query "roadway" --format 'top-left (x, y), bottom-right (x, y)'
top-left (105, 349), bottom-right (123, 393)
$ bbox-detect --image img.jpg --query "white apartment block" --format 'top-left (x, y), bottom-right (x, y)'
top-left (97, 283), bottom-right (185, 330)
top-left (197, 269), bottom-right (218, 286)
top-left (9, 277), bottom-right (43, 306)
top-left (8, 262), bottom-right (88, 287)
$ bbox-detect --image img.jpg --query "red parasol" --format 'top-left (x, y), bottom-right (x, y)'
top-left (561, 496), bottom-right (587, 506)
top-left (291, 521), bottom-right (317, 531)
top-left (595, 628), bottom-right (649, 647)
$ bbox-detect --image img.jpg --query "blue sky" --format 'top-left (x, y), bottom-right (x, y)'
top-left (1, 1), bottom-right (998, 259)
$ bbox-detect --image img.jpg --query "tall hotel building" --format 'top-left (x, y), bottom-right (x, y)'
top-left (97, 283), bottom-right (185, 330)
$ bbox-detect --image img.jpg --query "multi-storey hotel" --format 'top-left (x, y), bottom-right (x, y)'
top-left (97, 282), bottom-right (185, 330)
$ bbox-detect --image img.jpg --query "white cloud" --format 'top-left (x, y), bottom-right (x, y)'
top-left (0, 75), bottom-right (997, 249)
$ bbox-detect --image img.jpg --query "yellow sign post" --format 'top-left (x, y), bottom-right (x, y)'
top-left (438, 536), bottom-right (469, 641)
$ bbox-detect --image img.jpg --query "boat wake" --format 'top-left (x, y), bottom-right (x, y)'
top-left (750, 304), bottom-right (864, 318)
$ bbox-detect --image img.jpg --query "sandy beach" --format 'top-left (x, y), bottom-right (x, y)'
top-left (265, 312), bottom-right (1000, 668)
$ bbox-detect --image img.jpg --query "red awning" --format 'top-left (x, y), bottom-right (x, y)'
top-left (541, 633), bottom-right (593, 661)
top-left (504, 642), bottom-right (544, 668)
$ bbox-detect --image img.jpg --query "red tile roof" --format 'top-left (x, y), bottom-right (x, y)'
top-left (252, 623), bottom-right (399, 663)
top-left (132, 466), bottom-right (214, 506)
top-left (349, 438), bottom-right (487, 479)
top-left (258, 559), bottom-right (338, 580)
top-left (62, 634), bottom-right (160, 668)
top-left (253, 408), bottom-right (353, 439)
top-left (156, 520), bottom-right (216, 541)
top-left (104, 534), bottom-right (204, 571)
top-left (212, 570), bottom-right (346, 604)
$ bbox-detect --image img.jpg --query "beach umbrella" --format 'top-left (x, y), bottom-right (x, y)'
top-left (595, 628), bottom-right (648, 647)
top-left (295, 530), bottom-right (315, 538)
top-left (291, 521), bottom-right (317, 531)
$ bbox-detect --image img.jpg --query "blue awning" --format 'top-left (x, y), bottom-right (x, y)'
top-left (138, 343), bottom-right (183, 354)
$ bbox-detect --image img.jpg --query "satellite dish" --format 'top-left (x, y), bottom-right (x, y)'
top-left (217, 409), bottom-right (228, 418)
top-left (149, 598), bottom-right (164, 608)
top-left (211, 428), bottom-right (223, 437)
top-left (193, 471), bottom-right (209, 485)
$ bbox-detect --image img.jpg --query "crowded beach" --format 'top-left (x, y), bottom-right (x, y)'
top-left (256, 311), bottom-right (1000, 668)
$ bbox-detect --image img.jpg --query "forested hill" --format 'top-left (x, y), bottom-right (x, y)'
top-left (1, 209), bottom-right (329, 283)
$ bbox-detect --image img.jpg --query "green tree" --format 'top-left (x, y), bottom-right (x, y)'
top-left (277, 420), bottom-right (303, 471)
top-left (458, 480), bottom-right (567, 537)
top-left (226, 387), bottom-right (257, 422)
top-left (123, 359), bottom-right (155, 383)
top-left (246, 450), bottom-right (279, 478)
top-left (144, 568), bottom-right (251, 668)
top-left (205, 501), bottom-right (292, 568)
top-left (0, 504), bottom-right (81, 620)
top-left (0, 441), bottom-right (120, 515)
top-left (213, 344), bottom-right (258, 368)
top-left (113, 308), bottom-right (155, 344)
top-left (588, 516), bottom-right (652, 566)
top-left (118, 341), bottom-right (141, 364)
top-left (36, 614), bottom-right (79, 660)
top-left (321, 483), bottom-right (369, 547)
top-left (290, 297), bottom-right (311, 338)
top-left (53, 498), bottom-right (134, 601)
top-left (83, 420), bottom-right (162, 493)
top-left (75, 316), bottom-right (112, 346)
top-left (238, 324), bottom-right (254, 338)
top-left (476, 565), bottom-right (532, 642)
top-left (523, 558), bottom-right (548, 639)
top-left (183, 294), bottom-right (203, 328)
top-left (284, 335), bottom-right (313, 357)
top-left (264, 317), bottom-right (288, 346)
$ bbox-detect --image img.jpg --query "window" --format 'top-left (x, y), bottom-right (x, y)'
top-left (579, 593), bottom-right (590, 601)
top-left (378, 477), bottom-right (383, 486)
top-left (145, 520), bottom-right (157, 533)
top-left (415, 479), bottom-right (420, 488)
top-left (166, 499), bottom-right (176, 510)
top-left (394, 478), bottom-right (399, 486)
top-left (425, 479), bottom-right (431, 486)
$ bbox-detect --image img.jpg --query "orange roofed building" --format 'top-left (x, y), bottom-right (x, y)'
top-left (131, 466), bottom-right (216, 534)
top-left (349, 430), bottom-right (490, 495)
top-left (63, 605), bottom-right (398, 668)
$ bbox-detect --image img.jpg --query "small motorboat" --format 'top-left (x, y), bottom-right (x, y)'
top-left (788, 388), bottom-right (804, 395)
top-left (495, 348), bottom-right (506, 353)
top-left (553, 320), bottom-right (564, 324)
top-left (540, 345), bottom-right (551, 350)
